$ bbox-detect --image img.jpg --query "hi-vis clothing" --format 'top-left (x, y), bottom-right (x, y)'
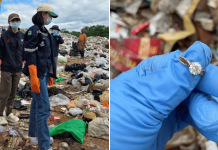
top-left (22, 25), bottom-right (57, 79)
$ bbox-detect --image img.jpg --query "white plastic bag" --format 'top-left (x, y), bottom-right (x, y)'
top-left (69, 108), bottom-right (83, 116)
top-left (95, 57), bottom-right (107, 65)
top-left (57, 66), bottom-right (64, 72)
top-left (72, 79), bottom-right (82, 90)
top-left (88, 117), bottom-right (109, 140)
top-left (49, 94), bottom-right (70, 106)
top-left (76, 99), bottom-right (89, 109)
top-left (58, 56), bottom-right (67, 63)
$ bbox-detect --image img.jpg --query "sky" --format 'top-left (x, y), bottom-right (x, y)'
top-left (0, 0), bottom-right (109, 31)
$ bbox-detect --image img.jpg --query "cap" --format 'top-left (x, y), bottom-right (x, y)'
top-left (8, 13), bottom-right (20, 22)
top-left (50, 25), bottom-right (60, 31)
top-left (37, 3), bottom-right (58, 18)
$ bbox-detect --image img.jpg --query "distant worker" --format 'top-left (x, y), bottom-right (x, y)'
top-left (50, 25), bottom-right (64, 83)
top-left (77, 28), bottom-right (87, 59)
top-left (0, 13), bottom-right (24, 125)
top-left (1, 27), bottom-right (6, 34)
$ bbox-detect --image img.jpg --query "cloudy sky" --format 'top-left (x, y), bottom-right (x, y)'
top-left (0, 0), bottom-right (109, 31)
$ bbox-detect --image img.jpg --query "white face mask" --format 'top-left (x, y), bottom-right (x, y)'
top-left (10, 22), bottom-right (20, 30)
top-left (44, 17), bottom-right (52, 25)
top-left (52, 30), bottom-right (58, 34)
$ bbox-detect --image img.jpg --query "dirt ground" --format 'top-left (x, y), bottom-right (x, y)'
top-left (1, 56), bottom-right (109, 150)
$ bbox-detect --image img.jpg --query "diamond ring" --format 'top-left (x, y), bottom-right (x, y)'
top-left (179, 56), bottom-right (205, 75)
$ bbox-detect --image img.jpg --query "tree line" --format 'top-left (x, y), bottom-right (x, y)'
top-left (60, 25), bottom-right (109, 39)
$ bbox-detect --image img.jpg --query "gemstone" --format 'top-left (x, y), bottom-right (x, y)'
top-left (189, 62), bottom-right (202, 75)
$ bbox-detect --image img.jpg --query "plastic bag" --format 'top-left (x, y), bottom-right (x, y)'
top-left (76, 99), bottom-right (89, 109)
top-left (88, 117), bottom-right (109, 140)
top-left (101, 102), bottom-right (109, 109)
top-left (66, 100), bottom-right (78, 109)
top-left (49, 119), bottom-right (87, 144)
top-left (69, 108), bottom-right (83, 116)
top-left (58, 56), bottom-right (67, 63)
top-left (83, 110), bottom-right (96, 120)
top-left (100, 91), bottom-right (109, 104)
top-left (49, 94), bottom-right (70, 107)
top-left (83, 72), bottom-right (94, 80)
top-left (57, 66), bottom-right (64, 72)
top-left (95, 57), bottom-right (107, 66)
top-left (72, 79), bottom-right (82, 90)
top-left (56, 77), bottom-right (67, 82)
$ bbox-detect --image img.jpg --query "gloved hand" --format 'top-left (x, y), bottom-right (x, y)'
top-left (49, 77), bottom-right (53, 86)
top-left (28, 65), bottom-right (40, 93)
top-left (110, 41), bottom-right (212, 150)
top-left (53, 33), bottom-right (58, 36)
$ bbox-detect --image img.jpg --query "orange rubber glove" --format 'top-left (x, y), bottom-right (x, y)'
top-left (28, 65), bottom-right (40, 93)
top-left (49, 77), bottom-right (53, 86)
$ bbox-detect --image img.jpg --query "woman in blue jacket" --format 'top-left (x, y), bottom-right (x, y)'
top-left (23, 4), bottom-right (58, 150)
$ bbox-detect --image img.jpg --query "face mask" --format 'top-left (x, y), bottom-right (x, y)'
top-left (10, 22), bottom-right (20, 30)
top-left (52, 30), bottom-right (58, 34)
top-left (44, 17), bottom-right (52, 25)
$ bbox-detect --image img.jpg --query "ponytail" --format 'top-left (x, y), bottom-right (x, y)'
top-left (7, 26), bottom-right (11, 30)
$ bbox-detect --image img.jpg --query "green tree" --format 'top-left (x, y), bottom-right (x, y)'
top-left (60, 25), bottom-right (109, 38)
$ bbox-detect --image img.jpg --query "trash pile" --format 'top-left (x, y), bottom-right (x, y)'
top-left (0, 32), bottom-right (109, 149)
top-left (165, 126), bottom-right (218, 150)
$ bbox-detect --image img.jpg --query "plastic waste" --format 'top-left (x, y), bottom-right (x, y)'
top-left (57, 66), bottom-right (64, 72)
top-left (49, 94), bottom-right (70, 107)
top-left (66, 100), bottom-right (78, 109)
top-left (49, 124), bottom-right (56, 129)
top-left (83, 110), bottom-right (96, 120)
top-left (69, 108), bottom-right (83, 116)
top-left (16, 82), bottom-right (32, 100)
top-left (100, 91), bottom-right (109, 104)
top-left (76, 99), bottom-right (89, 109)
top-left (95, 57), bottom-right (107, 66)
top-left (72, 79), bottom-right (82, 90)
top-left (49, 119), bottom-right (87, 144)
top-left (88, 117), bottom-right (109, 140)
top-left (205, 141), bottom-right (218, 150)
top-left (30, 137), bottom-right (53, 145)
top-left (58, 56), bottom-right (67, 63)
top-left (56, 77), bottom-right (67, 82)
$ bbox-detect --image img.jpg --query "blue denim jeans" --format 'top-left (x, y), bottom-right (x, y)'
top-left (28, 72), bottom-right (50, 150)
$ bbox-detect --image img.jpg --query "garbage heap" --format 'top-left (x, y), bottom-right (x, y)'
top-left (0, 33), bottom-right (109, 149)
top-left (110, 0), bottom-right (218, 79)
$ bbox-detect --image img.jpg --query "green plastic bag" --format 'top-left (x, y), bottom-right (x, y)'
top-left (50, 119), bottom-right (87, 144)
top-left (56, 77), bottom-right (67, 82)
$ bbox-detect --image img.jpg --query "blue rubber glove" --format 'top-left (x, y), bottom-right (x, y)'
top-left (110, 41), bottom-right (212, 150)
top-left (53, 33), bottom-right (58, 36)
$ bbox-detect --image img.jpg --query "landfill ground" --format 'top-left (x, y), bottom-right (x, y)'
top-left (0, 56), bottom-right (109, 150)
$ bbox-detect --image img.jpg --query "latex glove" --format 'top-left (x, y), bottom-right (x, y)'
top-left (53, 33), bottom-right (58, 36)
top-left (110, 41), bottom-right (211, 150)
top-left (28, 65), bottom-right (40, 93)
top-left (49, 77), bottom-right (53, 86)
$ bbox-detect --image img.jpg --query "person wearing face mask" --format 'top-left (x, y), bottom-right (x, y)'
top-left (0, 13), bottom-right (24, 125)
top-left (22, 4), bottom-right (58, 150)
top-left (50, 25), bottom-right (64, 84)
